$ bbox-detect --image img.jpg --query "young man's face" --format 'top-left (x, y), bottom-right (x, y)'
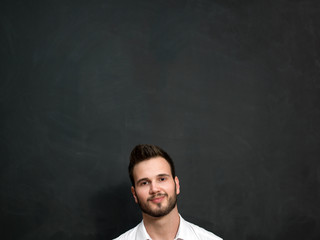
top-left (131, 156), bottom-right (180, 218)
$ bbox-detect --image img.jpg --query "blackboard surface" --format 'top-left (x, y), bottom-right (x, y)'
top-left (1, 1), bottom-right (319, 239)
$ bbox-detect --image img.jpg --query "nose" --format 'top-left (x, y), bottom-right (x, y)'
top-left (149, 181), bottom-right (160, 194)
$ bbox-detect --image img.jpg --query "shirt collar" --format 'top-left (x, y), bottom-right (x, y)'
top-left (174, 215), bottom-right (188, 240)
top-left (137, 220), bottom-right (152, 239)
top-left (138, 215), bottom-right (187, 240)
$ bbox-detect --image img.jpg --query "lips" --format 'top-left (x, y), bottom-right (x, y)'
top-left (150, 196), bottom-right (165, 203)
top-left (148, 194), bottom-right (167, 203)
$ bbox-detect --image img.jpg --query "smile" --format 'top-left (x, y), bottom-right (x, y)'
top-left (150, 196), bottom-right (165, 203)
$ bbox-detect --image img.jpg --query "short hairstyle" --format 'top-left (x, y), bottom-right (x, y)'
top-left (129, 144), bottom-right (176, 186)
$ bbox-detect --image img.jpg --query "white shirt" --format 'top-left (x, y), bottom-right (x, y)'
top-left (113, 215), bottom-right (222, 240)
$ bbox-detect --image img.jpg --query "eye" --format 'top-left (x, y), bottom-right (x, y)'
top-left (159, 177), bottom-right (167, 182)
top-left (140, 181), bottom-right (149, 186)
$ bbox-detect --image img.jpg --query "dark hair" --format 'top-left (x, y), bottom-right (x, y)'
top-left (129, 144), bottom-right (176, 186)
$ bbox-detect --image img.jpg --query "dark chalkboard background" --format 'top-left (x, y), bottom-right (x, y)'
top-left (1, 0), bottom-right (319, 239)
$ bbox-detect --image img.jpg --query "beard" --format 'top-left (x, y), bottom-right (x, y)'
top-left (136, 186), bottom-right (178, 218)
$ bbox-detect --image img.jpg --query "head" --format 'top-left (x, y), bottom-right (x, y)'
top-left (128, 144), bottom-right (180, 218)
top-left (129, 144), bottom-right (176, 187)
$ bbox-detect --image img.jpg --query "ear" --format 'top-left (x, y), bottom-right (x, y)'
top-left (131, 186), bottom-right (138, 203)
top-left (174, 176), bottom-right (180, 195)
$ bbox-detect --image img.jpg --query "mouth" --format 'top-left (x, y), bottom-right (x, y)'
top-left (150, 196), bottom-right (165, 203)
top-left (148, 194), bottom-right (167, 203)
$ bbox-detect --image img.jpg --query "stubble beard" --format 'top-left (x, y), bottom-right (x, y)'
top-left (136, 186), bottom-right (178, 218)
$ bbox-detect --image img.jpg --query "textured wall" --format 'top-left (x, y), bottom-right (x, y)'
top-left (1, 1), bottom-right (320, 239)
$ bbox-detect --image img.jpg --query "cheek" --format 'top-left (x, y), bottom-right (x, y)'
top-left (165, 184), bottom-right (176, 194)
top-left (135, 188), bottom-right (149, 200)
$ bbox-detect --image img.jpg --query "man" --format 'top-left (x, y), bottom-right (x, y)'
top-left (114, 144), bottom-right (222, 240)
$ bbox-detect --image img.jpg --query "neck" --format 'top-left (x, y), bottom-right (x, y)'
top-left (142, 206), bottom-right (180, 240)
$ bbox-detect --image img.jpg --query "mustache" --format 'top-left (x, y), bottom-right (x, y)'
top-left (147, 193), bottom-right (168, 201)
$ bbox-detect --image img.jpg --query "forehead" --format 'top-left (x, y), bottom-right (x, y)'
top-left (132, 157), bottom-right (172, 181)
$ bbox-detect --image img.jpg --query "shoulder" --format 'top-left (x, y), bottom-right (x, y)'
top-left (112, 223), bottom-right (140, 240)
top-left (182, 218), bottom-right (223, 240)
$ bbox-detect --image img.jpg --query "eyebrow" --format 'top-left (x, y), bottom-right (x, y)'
top-left (157, 173), bottom-right (170, 178)
top-left (136, 178), bottom-right (149, 185)
top-left (136, 173), bottom-right (171, 185)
